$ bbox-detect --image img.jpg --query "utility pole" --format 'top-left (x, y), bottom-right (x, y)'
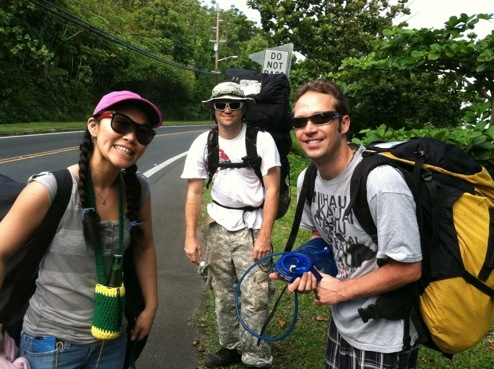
top-left (214, 12), bottom-right (220, 72)
top-left (210, 12), bottom-right (225, 72)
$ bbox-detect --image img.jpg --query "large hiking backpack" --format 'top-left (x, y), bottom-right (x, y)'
top-left (224, 68), bottom-right (292, 134)
top-left (0, 171), bottom-right (147, 368)
top-left (206, 68), bottom-right (292, 219)
top-left (299, 137), bottom-right (494, 356)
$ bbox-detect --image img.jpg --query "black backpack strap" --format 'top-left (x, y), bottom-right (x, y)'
top-left (212, 199), bottom-right (262, 212)
top-left (260, 162), bottom-right (316, 341)
top-left (285, 162), bottom-right (317, 252)
top-left (123, 181), bottom-right (149, 368)
top-left (349, 153), bottom-right (431, 348)
top-left (207, 126), bottom-right (265, 213)
top-left (245, 126), bottom-right (263, 184)
top-left (1, 169), bottom-right (72, 319)
top-left (206, 126), bottom-right (262, 189)
top-left (345, 152), bottom-right (391, 243)
top-left (206, 127), bottom-right (219, 189)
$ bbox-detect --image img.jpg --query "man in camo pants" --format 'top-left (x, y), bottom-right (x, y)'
top-left (181, 82), bottom-right (280, 368)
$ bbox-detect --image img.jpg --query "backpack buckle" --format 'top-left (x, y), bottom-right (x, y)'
top-left (358, 303), bottom-right (380, 323)
top-left (242, 156), bottom-right (262, 168)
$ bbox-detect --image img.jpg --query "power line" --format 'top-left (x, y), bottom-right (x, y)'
top-left (28, 0), bottom-right (215, 75)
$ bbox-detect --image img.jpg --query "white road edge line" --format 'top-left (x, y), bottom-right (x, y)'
top-left (143, 152), bottom-right (188, 178)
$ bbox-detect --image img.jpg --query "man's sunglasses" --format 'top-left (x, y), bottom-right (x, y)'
top-left (213, 102), bottom-right (244, 111)
top-left (97, 111), bottom-right (156, 145)
top-left (291, 111), bottom-right (343, 129)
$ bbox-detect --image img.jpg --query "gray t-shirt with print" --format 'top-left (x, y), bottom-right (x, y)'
top-left (298, 145), bottom-right (422, 353)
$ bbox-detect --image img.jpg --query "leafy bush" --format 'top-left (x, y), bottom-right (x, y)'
top-left (353, 123), bottom-right (494, 177)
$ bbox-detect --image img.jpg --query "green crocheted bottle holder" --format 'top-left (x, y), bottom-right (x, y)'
top-left (91, 283), bottom-right (126, 340)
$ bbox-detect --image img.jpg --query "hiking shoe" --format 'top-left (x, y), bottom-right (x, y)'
top-left (204, 347), bottom-right (242, 367)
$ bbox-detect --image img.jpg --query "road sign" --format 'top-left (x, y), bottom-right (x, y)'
top-left (262, 49), bottom-right (289, 74)
top-left (250, 43), bottom-right (294, 75)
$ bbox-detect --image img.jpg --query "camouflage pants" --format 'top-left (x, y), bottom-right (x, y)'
top-left (205, 222), bottom-right (274, 367)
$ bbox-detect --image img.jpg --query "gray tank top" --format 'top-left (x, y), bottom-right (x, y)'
top-left (22, 171), bottom-right (149, 344)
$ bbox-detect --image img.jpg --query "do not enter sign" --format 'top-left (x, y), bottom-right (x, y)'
top-left (262, 49), bottom-right (289, 74)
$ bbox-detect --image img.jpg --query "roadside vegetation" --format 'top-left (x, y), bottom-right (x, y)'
top-left (0, 120), bottom-right (207, 136)
top-left (2, 1), bottom-right (492, 129)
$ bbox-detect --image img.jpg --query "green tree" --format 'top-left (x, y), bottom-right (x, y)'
top-left (335, 70), bottom-right (463, 133)
top-left (336, 13), bottom-right (494, 128)
top-left (0, 0), bottom-right (266, 123)
top-left (247, 0), bottom-right (410, 78)
top-left (0, 0), bottom-right (82, 122)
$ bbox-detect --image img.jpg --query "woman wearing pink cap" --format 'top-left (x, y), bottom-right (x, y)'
top-left (0, 91), bottom-right (162, 368)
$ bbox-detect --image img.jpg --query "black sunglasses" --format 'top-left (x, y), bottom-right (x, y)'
top-left (291, 111), bottom-right (343, 129)
top-left (97, 111), bottom-right (156, 145)
top-left (213, 102), bottom-right (244, 111)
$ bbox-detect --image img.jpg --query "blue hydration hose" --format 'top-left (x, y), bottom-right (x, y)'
top-left (235, 238), bottom-right (338, 342)
top-left (235, 252), bottom-right (299, 342)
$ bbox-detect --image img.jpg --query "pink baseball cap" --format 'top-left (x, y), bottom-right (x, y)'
top-left (93, 90), bottom-right (163, 128)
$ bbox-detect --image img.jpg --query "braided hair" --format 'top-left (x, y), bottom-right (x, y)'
top-left (78, 124), bottom-right (144, 249)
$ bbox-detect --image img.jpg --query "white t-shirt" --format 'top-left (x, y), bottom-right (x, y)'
top-left (181, 124), bottom-right (280, 230)
top-left (298, 145), bottom-right (422, 353)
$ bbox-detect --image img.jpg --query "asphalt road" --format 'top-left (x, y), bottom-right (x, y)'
top-left (0, 128), bottom-right (209, 369)
top-left (134, 145), bottom-right (205, 369)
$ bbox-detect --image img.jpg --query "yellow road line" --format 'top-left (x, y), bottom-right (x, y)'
top-left (0, 129), bottom-right (207, 164)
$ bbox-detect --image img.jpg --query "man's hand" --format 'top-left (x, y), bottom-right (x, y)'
top-left (184, 236), bottom-right (202, 264)
top-left (252, 234), bottom-right (271, 261)
top-left (269, 271), bottom-right (318, 293)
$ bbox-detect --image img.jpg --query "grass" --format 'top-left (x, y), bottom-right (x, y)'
top-left (190, 136), bottom-right (494, 369)
top-left (0, 121), bottom-right (87, 135)
top-left (0, 120), bottom-right (207, 136)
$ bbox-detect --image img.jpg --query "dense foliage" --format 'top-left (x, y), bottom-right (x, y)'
top-left (1, 0), bottom-right (492, 134)
top-left (335, 13), bottom-right (494, 129)
top-left (248, 0), bottom-right (493, 131)
top-left (0, 0), bottom-right (262, 123)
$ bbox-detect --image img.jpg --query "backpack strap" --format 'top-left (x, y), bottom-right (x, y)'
top-left (260, 163), bottom-right (317, 342)
top-left (349, 152), bottom-right (433, 350)
top-left (245, 126), bottom-right (263, 184)
top-left (0, 169), bottom-right (72, 321)
top-left (345, 152), bottom-right (394, 243)
top-left (206, 126), bottom-right (262, 189)
top-left (285, 162), bottom-right (317, 252)
top-left (206, 126), bottom-right (264, 212)
top-left (345, 151), bottom-right (421, 243)
top-left (206, 127), bottom-right (219, 189)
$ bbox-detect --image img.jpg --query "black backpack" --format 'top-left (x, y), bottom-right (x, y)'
top-left (0, 170), bottom-right (72, 344)
top-left (0, 171), bottom-right (148, 368)
top-left (296, 138), bottom-right (494, 357)
top-left (207, 68), bottom-right (292, 219)
top-left (224, 68), bottom-right (292, 134)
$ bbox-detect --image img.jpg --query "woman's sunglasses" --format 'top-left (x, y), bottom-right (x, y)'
top-left (213, 102), bottom-right (244, 111)
top-left (291, 111), bottom-right (343, 129)
top-left (97, 111), bottom-right (156, 145)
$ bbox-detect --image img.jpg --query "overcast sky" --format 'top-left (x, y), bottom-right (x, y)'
top-left (212, 0), bottom-right (493, 37)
